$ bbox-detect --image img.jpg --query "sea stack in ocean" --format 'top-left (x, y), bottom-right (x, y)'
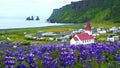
top-left (31, 16), bottom-right (34, 20)
top-left (36, 16), bottom-right (40, 20)
top-left (26, 16), bottom-right (40, 21)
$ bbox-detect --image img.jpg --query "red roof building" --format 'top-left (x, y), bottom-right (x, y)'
top-left (70, 22), bottom-right (94, 45)
top-left (77, 33), bottom-right (94, 40)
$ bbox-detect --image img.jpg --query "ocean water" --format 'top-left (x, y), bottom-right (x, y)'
top-left (0, 18), bottom-right (65, 29)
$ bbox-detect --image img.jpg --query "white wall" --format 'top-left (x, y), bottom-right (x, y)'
top-left (107, 37), bottom-right (114, 42)
top-left (70, 38), bottom-right (77, 45)
top-left (80, 39), bottom-right (94, 45)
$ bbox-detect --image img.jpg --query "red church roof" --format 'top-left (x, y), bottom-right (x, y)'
top-left (85, 22), bottom-right (91, 31)
top-left (73, 37), bottom-right (78, 41)
top-left (76, 33), bottom-right (94, 40)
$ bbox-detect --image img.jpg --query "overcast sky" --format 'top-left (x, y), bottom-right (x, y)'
top-left (0, 0), bottom-right (80, 19)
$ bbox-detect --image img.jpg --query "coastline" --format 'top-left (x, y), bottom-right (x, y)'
top-left (0, 23), bottom-right (73, 31)
top-left (0, 18), bottom-right (67, 30)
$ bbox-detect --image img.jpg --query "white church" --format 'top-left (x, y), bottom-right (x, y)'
top-left (70, 22), bottom-right (94, 45)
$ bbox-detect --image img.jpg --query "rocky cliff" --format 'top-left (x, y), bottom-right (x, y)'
top-left (47, 0), bottom-right (120, 24)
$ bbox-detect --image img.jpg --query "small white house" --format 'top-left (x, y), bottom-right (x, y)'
top-left (93, 33), bottom-right (100, 37)
top-left (97, 27), bottom-right (107, 34)
top-left (42, 32), bottom-right (58, 36)
top-left (0, 40), bottom-right (8, 44)
top-left (107, 35), bottom-right (119, 42)
top-left (36, 31), bottom-right (46, 36)
top-left (109, 27), bottom-right (119, 33)
top-left (13, 46), bottom-right (17, 48)
top-left (109, 27), bottom-right (118, 31)
top-left (47, 38), bottom-right (54, 41)
top-left (70, 22), bottom-right (94, 45)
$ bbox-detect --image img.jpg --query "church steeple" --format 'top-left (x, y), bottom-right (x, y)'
top-left (85, 22), bottom-right (91, 31)
top-left (85, 22), bottom-right (92, 35)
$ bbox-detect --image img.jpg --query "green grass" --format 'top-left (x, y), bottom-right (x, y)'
top-left (0, 24), bottom-right (83, 44)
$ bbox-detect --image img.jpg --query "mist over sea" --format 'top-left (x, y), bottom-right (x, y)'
top-left (0, 18), bottom-right (65, 29)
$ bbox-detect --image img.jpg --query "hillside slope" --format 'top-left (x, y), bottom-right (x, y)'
top-left (47, 0), bottom-right (120, 24)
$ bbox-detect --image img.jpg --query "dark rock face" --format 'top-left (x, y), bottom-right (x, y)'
top-left (71, 0), bottom-right (114, 11)
top-left (26, 16), bottom-right (40, 21)
top-left (36, 16), bottom-right (40, 20)
top-left (71, 1), bottom-right (88, 11)
top-left (26, 17), bottom-right (31, 20)
top-left (26, 16), bottom-right (34, 21)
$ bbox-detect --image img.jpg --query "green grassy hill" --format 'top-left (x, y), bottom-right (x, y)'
top-left (47, 0), bottom-right (120, 26)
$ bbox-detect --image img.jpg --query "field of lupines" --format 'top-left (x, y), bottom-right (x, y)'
top-left (0, 42), bottom-right (120, 68)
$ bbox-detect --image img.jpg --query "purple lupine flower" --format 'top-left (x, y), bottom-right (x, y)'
top-left (0, 52), bottom-right (3, 56)
top-left (4, 60), bottom-right (16, 65)
top-left (51, 60), bottom-right (58, 68)
top-left (95, 56), bottom-right (105, 64)
top-left (27, 53), bottom-right (36, 64)
top-left (5, 56), bottom-right (15, 60)
top-left (59, 48), bottom-right (76, 67)
top-left (81, 50), bottom-right (88, 60)
top-left (44, 52), bottom-right (50, 56)
top-left (5, 65), bottom-right (14, 68)
top-left (17, 56), bottom-right (25, 62)
top-left (42, 61), bottom-right (51, 67)
top-left (115, 56), bottom-right (120, 68)
top-left (115, 56), bottom-right (120, 62)
top-left (38, 55), bottom-right (43, 60)
top-left (43, 56), bottom-right (53, 61)
top-left (16, 64), bottom-right (28, 68)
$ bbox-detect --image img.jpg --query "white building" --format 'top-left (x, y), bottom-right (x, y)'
top-left (42, 32), bottom-right (58, 36)
top-left (70, 33), bottom-right (94, 45)
top-left (110, 27), bottom-right (118, 31)
top-left (107, 35), bottom-right (119, 42)
top-left (93, 33), bottom-right (100, 37)
top-left (70, 22), bottom-right (94, 45)
top-left (97, 27), bottom-right (107, 34)
top-left (110, 27), bottom-right (120, 33)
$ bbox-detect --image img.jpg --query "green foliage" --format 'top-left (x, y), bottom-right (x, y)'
top-left (48, 0), bottom-right (120, 25)
top-left (95, 34), bottom-right (108, 42)
top-left (97, 38), bottom-right (106, 42)
top-left (111, 3), bottom-right (120, 23)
